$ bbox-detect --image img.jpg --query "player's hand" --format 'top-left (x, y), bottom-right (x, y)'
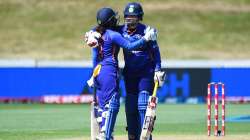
top-left (154, 71), bottom-right (166, 87)
top-left (84, 30), bottom-right (101, 48)
top-left (143, 26), bottom-right (157, 41)
top-left (87, 76), bottom-right (94, 88)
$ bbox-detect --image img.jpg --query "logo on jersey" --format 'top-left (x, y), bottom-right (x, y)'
top-left (123, 33), bottom-right (142, 39)
top-left (123, 34), bottom-right (130, 38)
top-left (131, 50), bottom-right (143, 54)
top-left (134, 34), bottom-right (142, 39)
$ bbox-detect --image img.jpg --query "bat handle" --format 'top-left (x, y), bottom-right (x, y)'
top-left (152, 80), bottom-right (158, 97)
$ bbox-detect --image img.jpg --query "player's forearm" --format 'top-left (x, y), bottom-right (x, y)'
top-left (122, 39), bottom-right (146, 50)
top-left (153, 46), bottom-right (162, 71)
top-left (155, 63), bottom-right (161, 71)
top-left (114, 34), bottom-right (146, 50)
top-left (92, 48), bottom-right (99, 69)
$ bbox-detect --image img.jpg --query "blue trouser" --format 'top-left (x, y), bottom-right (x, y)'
top-left (124, 70), bottom-right (154, 140)
top-left (95, 64), bottom-right (120, 139)
top-left (95, 64), bottom-right (119, 108)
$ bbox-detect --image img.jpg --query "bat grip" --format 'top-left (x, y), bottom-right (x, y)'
top-left (152, 80), bottom-right (158, 97)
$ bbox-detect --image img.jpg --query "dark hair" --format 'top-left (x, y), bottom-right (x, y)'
top-left (96, 7), bottom-right (118, 29)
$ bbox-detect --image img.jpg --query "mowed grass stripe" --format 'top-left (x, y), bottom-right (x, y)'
top-left (0, 104), bottom-right (250, 140)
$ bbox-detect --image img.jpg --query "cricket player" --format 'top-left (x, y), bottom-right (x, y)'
top-left (84, 7), bottom-right (157, 140)
top-left (119, 2), bottom-right (166, 140)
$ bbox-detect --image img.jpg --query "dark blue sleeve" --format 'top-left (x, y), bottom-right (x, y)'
top-left (111, 32), bottom-right (146, 50)
top-left (150, 41), bottom-right (161, 71)
top-left (92, 47), bottom-right (99, 69)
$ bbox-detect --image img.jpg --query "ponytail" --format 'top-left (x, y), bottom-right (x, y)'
top-left (96, 25), bottom-right (106, 35)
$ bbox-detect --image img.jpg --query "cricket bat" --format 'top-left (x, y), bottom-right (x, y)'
top-left (91, 90), bottom-right (100, 140)
top-left (140, 80), bottom-right (159, 140)
top-left (90, 64), bottom-right (102, 140)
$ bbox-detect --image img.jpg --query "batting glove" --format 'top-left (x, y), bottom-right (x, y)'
top-left (84, 30), bottom-right (101, 48)
top-left (143, 26), bottom-right (157, 41)
top-left (87, 76), bottom-right (94, 88)
top-left (154, 71), bottom-right (166, 87)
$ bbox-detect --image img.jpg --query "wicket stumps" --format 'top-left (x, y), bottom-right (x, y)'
top-left (207, 82), bottom-right (225, 136)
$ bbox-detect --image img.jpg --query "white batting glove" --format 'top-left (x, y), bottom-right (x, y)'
top-left (143, 26), bottom-right (157, 41)
top-left (84, 30), bottom-right (101, 48)
top-left (154, 71), bottom-right (166, 87)
top-left (87, 76), bottom-right (94, 88)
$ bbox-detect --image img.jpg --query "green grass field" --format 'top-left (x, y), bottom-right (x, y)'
top-left (0, 0), bottom-right (250, 60)
top-left (0, 104), bottom-right (250, 140)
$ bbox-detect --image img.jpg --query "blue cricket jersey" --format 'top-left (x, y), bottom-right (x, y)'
top-left (90, 29), bottom-right (149, 107)
top-left (92, 29), bottom-right (147, 68)
top-left (119, 23), bottom-right (161, 74)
